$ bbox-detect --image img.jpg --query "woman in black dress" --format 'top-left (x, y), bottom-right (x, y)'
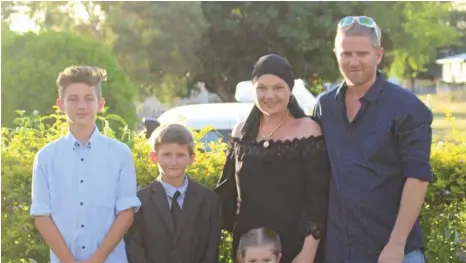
top-left (215, 54), bottom-right (331, 263)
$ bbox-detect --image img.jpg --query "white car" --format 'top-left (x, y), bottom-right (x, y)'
top-left (157, 102), bottom-right (254, 146)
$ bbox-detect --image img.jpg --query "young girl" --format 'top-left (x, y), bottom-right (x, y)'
top-left (237, 227), bottom-right (282, 263)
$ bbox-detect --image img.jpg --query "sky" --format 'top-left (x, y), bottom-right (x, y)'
top-left (9, 12), bottom-right (39, 33)
top-left (8, 1), bottom-right (98, 33)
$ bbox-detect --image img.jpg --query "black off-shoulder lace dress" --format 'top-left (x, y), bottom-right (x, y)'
top-left (215, 135), bottom-right (331, 263)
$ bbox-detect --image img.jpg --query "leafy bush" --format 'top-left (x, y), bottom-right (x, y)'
top-left (1, 111), bottom-right (233, 263)
top-left (1, 111), bottom-right (465, 263)
top-left (1, 28), bottom-right (138, 128)
top-left (421, 121), bottom-right (466, 262)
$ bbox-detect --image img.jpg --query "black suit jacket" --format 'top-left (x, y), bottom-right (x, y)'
top-left (125, 177), bottom-right (222, 263)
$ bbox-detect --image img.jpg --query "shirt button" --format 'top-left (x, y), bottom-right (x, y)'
top-left (80, 180), bottom-right (84, 183)
top-left (82, 246), bottom-right (86, 249)
top-left (81, 158), bottom-right (84, 161)
top-left (80, 202), bottom-right (83, 205)
top-left (81, 224), bottom-right (84, 228)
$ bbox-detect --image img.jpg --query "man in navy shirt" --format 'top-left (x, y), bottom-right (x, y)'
top-left (313, 16), bottom-right (433, 263)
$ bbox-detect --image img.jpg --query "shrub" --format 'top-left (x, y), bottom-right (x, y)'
top-left (421, 122), bottom-right (466, 262)
top-left (1, 111), bottom-right (233, 263)
top-left (1, 111), bottom-right (465, 263)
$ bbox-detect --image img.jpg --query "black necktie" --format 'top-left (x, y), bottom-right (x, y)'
top-left (171, 191), bottom-right (182, 229)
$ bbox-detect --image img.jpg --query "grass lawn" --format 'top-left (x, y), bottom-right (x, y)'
top-left (418, 94), bottom-right (466, 139)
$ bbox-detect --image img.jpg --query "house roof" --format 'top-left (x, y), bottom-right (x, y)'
top-left (436, 53), bottom-right (466, 64)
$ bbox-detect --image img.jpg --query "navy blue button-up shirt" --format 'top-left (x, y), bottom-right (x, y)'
top-left (313, 72), bottom-right (433, 263)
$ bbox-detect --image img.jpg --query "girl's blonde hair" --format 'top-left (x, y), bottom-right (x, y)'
top-left (237, 227), bottom-right (282, 263)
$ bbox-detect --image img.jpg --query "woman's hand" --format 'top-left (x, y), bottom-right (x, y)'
top-left (291, 250), bottom-right (315, 263)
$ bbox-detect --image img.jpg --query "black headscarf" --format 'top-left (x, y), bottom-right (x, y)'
top-left (240, 54), bottom-right (307, 140)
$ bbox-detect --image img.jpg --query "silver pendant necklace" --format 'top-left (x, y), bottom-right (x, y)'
top-left (259, 110), bottom-right (289, 148)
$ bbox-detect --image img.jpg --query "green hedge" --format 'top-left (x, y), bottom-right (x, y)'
top-left (1, 111), bottom-right (465, 263)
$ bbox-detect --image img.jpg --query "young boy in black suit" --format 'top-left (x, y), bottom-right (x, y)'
top-left (125, 123), bottom-right (222, 263)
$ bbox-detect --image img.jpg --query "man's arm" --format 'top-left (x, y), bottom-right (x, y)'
top-left (379, 99), bottom-right (433, 262)
top-left (31, 152), bottom-right (75, 263)
top-left (389, 179), bottom-right (429, 245)
top-left (90, 145), bottom-right (141, 262)
top-left (390, 100), bottom-right (433, 244)
top-left (202, 194), bottom-right (223, 263)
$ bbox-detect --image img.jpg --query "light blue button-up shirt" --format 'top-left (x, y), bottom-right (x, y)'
top-left (160, 175), bottom-right (189, 209)
top-left (30, 128), bottom-right (141, 263)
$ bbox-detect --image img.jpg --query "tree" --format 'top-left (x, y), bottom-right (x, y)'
top-left (379, 2), bottom-right (459, 89)
top-left (1, 1), bottom-right (20, 23)
top-left (1, 1), bottom-right (105, 38)
top-left (195, 2), bottom-right (464, 99)
top-left (2, 1), bottom-right (208, 104)
top-left (1, 28), bottom-right (138, 127)
top-left (4, 1), bottom-right (461, 101)
top-left (98, 1), bottom-right (209, 103)
top-left (447, 3), bottom-right (466, 53)
top-left (195, 2), bottom-right (354, 101)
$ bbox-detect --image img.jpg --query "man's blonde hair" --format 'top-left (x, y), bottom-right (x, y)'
top-left (335, 23), bottom-right (382, 48)
top-left (149, 123), bottom-right (195, 155)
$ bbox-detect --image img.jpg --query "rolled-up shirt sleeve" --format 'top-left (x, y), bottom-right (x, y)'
top-left (397, 100), bottom-right (434, 182)
top-left (115, 145), bottom-right (141, 214)
top-left (30, 151), bottom-right (51, 217)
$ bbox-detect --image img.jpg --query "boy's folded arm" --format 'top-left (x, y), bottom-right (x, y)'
top-left (34, 216), bottom-right (75, 263)
top-left (124, 207), bottom-right (149, 263)
top-left (202, 194), bottom-right (223, 263)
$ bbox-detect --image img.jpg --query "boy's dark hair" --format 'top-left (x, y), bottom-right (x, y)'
top-left (56, 65), bottom-right (107, 98)
top-left (237, 227), bottom-right (282, 262)
top-left (149, 123), bottom-right (195, 155)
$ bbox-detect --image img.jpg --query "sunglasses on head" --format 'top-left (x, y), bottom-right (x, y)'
top-left (338, 16), bottom-right (381, 40)
top-left (338, 16), bottom-right (377, 28)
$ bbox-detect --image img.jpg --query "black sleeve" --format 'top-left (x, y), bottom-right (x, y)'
top-left (125, 198), bottom-right (149, 263)
top-left (213, 140), bottom-right (237, 232)
top-left (202, 194), bottom-right (223, 263)
top-left (300, 140), bottom-right (331, 240)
